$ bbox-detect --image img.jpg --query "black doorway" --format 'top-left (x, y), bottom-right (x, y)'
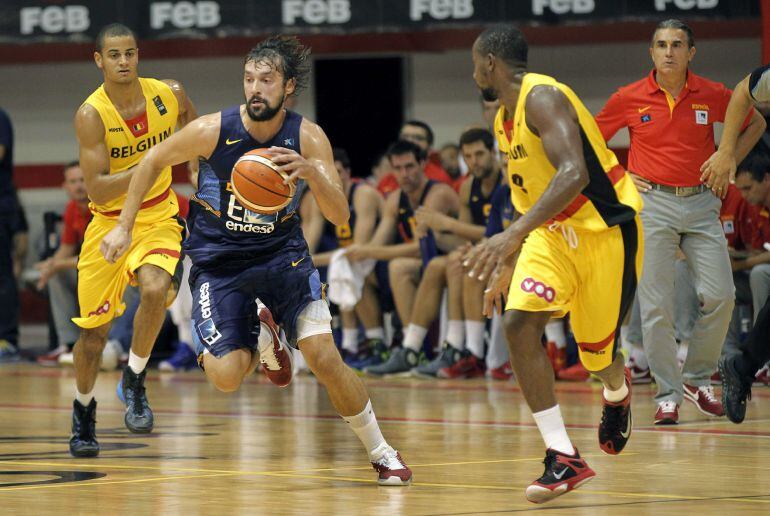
top-left (314, 57), bottom-right (404, 178)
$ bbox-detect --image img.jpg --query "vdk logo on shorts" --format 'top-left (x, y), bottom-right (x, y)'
top-left (199, 282), bottom-right (212, 319)
top-left (521, 277), bottom-right (555, 303)
top-left (197, 318), bottom-right (222, 346)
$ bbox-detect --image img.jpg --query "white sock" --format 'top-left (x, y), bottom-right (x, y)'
top-left (403, 324), bottom-right (428, 352)
top-left (532, 405), bottom-right (575, 455)
top-left (342, 399), bottom-right (387, 457)
top-left (630, 346), bottom-right (648, 370)
top-left (604, 382), bottom-right (629, 402)
top-left (128, 350), bottom-right (150, 374)
top-left (465, 320), bottom-right (485, 358)
top-left (76, 389), bottom-right (94, 406)
top-left (445, 320), bottom-right (465, 350)
top-left (676, 341), bottom-right (689, 364)
top-left (257, 323), bottom-right (274, 354)
top-left (342, 328), bottom-right (359, 353)
top-left (545, 320), bottom-right (567, 349)
top-left (365, 327), bottom-right (385, 341)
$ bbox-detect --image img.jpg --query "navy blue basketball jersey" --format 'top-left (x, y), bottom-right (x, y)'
top-left (469, 174), bottom-right (502, 226)
top-left (396, 180), bottom-right (435, 243)
top-left (185, 107), bottom-right (306, 268)
top-left (485, 184), bottom-right (515, 238)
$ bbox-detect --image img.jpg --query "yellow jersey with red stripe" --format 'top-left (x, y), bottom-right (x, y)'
top-left (494, 73), bottom-right (642, 232)
top-left (82, 77), bottom-right (179, 222)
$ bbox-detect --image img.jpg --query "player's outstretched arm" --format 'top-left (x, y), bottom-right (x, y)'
top-left (271, 119), bottom-right (349, 226)
top-left (100, 114), bottom-right (219, 263)
top-left (75, 104), bottom-right (134, 205)
top-left (701, 75), bottom-right (760, 190)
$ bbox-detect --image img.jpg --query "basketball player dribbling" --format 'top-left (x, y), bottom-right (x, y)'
top-left (464, 26), bottom-right (644, 503)
top-left (100, 35), bottom-right (412, 485)
top-left (69, 23), bottom-right (197, 457)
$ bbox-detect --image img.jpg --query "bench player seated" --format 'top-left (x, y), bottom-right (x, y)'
top-left (345, 140), bottom-right (459, 370)
top-left (301, 148), bottom-right (387, 363)
top-left (367, 128), bottom-right (502, 377)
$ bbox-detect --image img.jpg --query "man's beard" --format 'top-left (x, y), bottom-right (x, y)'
top-left (480, 87), bottom-right (498, 102)
top-left (472, 165), bottom-right (494, 179)
top-left (246, 94), bottom-right (284, 121)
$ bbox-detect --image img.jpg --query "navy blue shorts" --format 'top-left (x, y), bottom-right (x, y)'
top-left (190, 249), bottom-right (323, 358)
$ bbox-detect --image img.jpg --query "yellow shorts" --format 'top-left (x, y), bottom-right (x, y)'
top-left (73, 214), bottom-right (183, 329)
top-left (506, 217), bottom-right (643, 371)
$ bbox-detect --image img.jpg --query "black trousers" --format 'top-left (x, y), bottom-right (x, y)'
top-left (0, 213), bottom-right (19, 345)
top-left (739, 294), bottom-right (770, 375)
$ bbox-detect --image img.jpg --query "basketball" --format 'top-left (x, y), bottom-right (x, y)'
top-left (231, 149), bottom-right (295, 214)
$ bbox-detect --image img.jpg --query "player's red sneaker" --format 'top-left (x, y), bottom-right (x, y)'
top-left (546, 341), bottom-right (567, 373)
top-left (437, 352), bottom-right (485, 379)
top-left (258, 306), bottom-right (293, 387)
top-left (525, 448), bottom-right (595, 504)
top-left (556, 362), bottom-right (590, 382)
top-left (488, 362), bottom-right (513, 381)
top-left (370, 447), bottom-right (412, 486)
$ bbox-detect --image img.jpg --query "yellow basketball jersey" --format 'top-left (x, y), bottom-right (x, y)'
top-left (494, 73), bottom-right (642, 232)
top-left (83, 77), bottom-right (179, 221)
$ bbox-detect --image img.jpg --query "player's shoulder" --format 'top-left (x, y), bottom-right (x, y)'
top-left (353, 181), bottom-right (382, 204)
top-left (74, 102), bottom-right (105, 138)
top-left (428, 181), bottom-right (458, 201)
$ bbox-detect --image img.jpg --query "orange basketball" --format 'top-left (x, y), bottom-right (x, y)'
top-left (231, 149), bottom-right (295, 214)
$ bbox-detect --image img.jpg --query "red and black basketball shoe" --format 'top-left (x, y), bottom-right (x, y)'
top-left (370, 446), bottom-right (412, 486)
top-left (258, 306), bottom-right (293, 388)
top-left (599, 367), bottom-right (632, 455)
top-left (525, 448), bottom-right (595, 503)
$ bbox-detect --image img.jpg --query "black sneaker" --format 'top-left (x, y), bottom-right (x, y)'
top-left (69, 399), bottom-right (99, 457)
top-left (364, 347), bottom-right (421, 376)
top-left (599, 367), bottom-right (632, 455)
top-left (117, 367), bottom-right (154, 433)
top-left (525, 448), bottom-right (596, 504)
top-left (413, 345), bottom-right (462, 378)
top-left (719, 355), bottom-right (753, 424)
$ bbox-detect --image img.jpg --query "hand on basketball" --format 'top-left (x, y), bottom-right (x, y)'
top-left (415, 206), bottom-right (449, 231)
top-left (463, 229), bottom-right (522, 282)
top-left (269, 146), bottom-right (317, 184)
top-left (100, 225), bottom-right (132, 264)
top-left (700, 149), bottom-right (734, 199)
top-left (483, 261), bottom-right (514, 317)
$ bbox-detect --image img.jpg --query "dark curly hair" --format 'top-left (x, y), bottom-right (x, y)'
top-left (244, 35), bottom-right (311, 97)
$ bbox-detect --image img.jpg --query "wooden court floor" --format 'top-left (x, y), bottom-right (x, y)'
top-left (1, 363), bottom-right (769, 515)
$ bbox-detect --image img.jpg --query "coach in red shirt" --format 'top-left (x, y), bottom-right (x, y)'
top-left (596, 19), bottom-right (765, 425)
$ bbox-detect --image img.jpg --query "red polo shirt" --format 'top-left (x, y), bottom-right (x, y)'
top-left (719, 185), bottom-right (753, 249)
top-left (61, 200), bottom-right (92, 247)
top-left (596, 70), bottom-right (751, 187)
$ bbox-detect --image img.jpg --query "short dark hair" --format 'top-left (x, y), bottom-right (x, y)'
top-left (402, 120), bottom-right (434, 147)
top-left (737, 149), bottom-right (770, 183)
top-left (95, 23), bottom-right (137, 53)
top-left (63, 160), bottom-right (80, 173)
top-left (245, 35), bottom-right (310, 96)
top-left (386, 140), bottom-right (426, 164)
top-left (459, 128), bottom-right (495, 151)
top-left (333, 148), bottom-right (351, 169)
top-left (476, 25), bottom-right (528, 68)
top-left (652, 19), bottom-right (695, 48)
